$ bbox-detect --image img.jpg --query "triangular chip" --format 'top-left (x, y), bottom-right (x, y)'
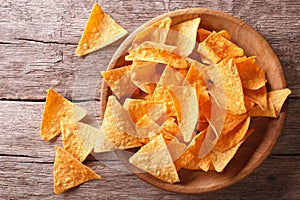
top-left (129, 134), bottom-right (180, 184)
top-left (249, 88), bottom-right (291, 118)
top-left (125, 42), bottom-right (190, 68)
top-left (101, 96), bottom-right (148, 149)
top-left (236, 56), bottom-right (266, 90)
top-left (130, 17), bottom-right (172, 50)
top-left (76, 3), bottom-right (127, 56)
top-left (167, 18), bottom-right (201, 56)
top-left (60, 118), bottom-right (91, 162)
top-left (40, 88), bottom-right (87, 141)
top-left (244, 86), bottom-right (268, 110)
top-left (101, 65), bottom-right (137, 98)
top-left (208, 57), bottom-right (246, 115)
top-left (197, 28), bottom-right (211, 42)
top-left (53, 146), bottom-right (102, 194)
top-left (198, 31), bottom-right (244, 64)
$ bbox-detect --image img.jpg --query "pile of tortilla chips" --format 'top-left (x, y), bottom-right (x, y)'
top-left (101, 16), bottom-right (291, 183)
top-left (40, 4), bottom-right (292, 194)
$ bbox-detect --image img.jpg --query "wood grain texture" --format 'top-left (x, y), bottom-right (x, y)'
top-left (0, 0), bottom-right (299, 198)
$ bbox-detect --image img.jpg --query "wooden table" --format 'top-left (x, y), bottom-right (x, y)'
top-left (0, 0), bottom-right (299, 199)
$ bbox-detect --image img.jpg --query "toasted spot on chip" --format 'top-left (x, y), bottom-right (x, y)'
top-left (236, 56), bottom-right (266, 90)
top-left (40, 88), bottom-right (87, 141)
top-left (167, 17), bottom-right (201, 56)
top-left (53, 146), bottom-right (101, 194)
top-left (76, 3), bottom-right (127, 56)
top-left (130, 17), bottom-right (172, 50)
top-left (60, 118), bottom-right (91, 162)
top-left (197, 28), bottom-right (211, 42)
top-left (101, 96), bottom-right (148, 149)
top-left (198, 31), bottom-right (244, 64)
top-left (208, 57), bottom-right (246, 115)
top-left (101, 65), bottom-right (137, 98)
top-left (129, 134), bottom-right (180, 184)
top-left (125, 42), bottom-right (190, 68)
top-left (249, 88), bottom-right (291, 118)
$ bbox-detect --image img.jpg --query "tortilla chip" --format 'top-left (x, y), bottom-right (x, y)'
top-left (129, 134), bottom-right (180, 184)
top-left (53, 146), bottom-right (101, 194)
top-left (101, 65), bottom-right (138, 98)
top-left (135, 114), bottom-right (162, 138)
top-left (167, 17), bottom-right (201, 56)
top-left (40, 88), bottom-right (87, 141)
top-left (130, 60), bottom-right (157, 93)
top-left (101, 96), bottom-right (149, 149)
top-left (125, 42), bottom-right (190, 69)
top-left (76, 3), bottom-right (127, 56)
top-left (168, 86), bottom-right (198, 142)
top-left (216, 116), bottom-right (250, 152)
top-left (130, 17), bottom-right (172, 50)
top-left (218, 30), bottom-right (231, 40)
top-left (158, 117), bottom-right (181, 142)
top-left (123, 98), bottom-right (165, 123)
top-left (198, 31), bottom-right (244, 64)
top-left (236, 56), bottom-right (266, 90)
top-left (208, 57), bottom-right (246, 115)
top-left (197, 28), bottom-right (211, 42)
top-left (167, 137), bottom-right (187, 162)
top-left (244, 96), bottom-right (256, 111)
top-left (249, 88), bottom-right (291, 118)
top-left (244, 86), bottom-right (267, 110)
top-left (60, 118), bottom-right (91, 162)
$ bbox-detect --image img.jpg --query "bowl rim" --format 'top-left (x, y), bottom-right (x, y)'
top-left (100, 7), bottom-right (288, 194)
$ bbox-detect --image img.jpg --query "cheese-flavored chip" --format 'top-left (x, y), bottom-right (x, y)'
top-left (53, 146), bottom-right (101, 194)
top-left (129, 134), bottom-right (180, 184)
top-left (76, 3), bottom-right (127, 56)
top-left (40, 88), bottom-right (87, 141)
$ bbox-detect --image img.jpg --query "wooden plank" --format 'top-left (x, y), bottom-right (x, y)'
top-left (0, 0), bottom-right (299, 100)
top-left (0, 155), bottom-right (298, 199)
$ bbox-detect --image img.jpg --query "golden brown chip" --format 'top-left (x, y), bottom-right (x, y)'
top-left (218, 30), bottom-right (231, 40)
top-left (131, 17), bottom-right (172, 50)
top-left (244, 86), bottom-right (267, 110)
top-left (197, 28), bottom-right (211, 42)
top-left (101, 96), bottom-right (148, 149)
top-left (76, 3), bottom-right (127, 56)
top-left (208, 57), bottom-right (246, 115)
top-left (168, 17), bottom-right (201, 56)
top-left (101, 65), bottom-right (137, 98)
top-left (53, 146), bottom-right (101, 194)
top-left (125, 42), bottom-right (190, 68)
top-left (198, 31), bottom-right (244, 64)
top-left (60, 117), bottom-right (91, 162)
top-left (249, 88), bottom-right (291, 118)
top-left (40, 88), bottom-right (87, 141)
top-left (236, 56), bottom-right (266, 90)
top-left (215, 116), bottom-right (250, 152)
top-left (129, 134), bottom-right (180, 184)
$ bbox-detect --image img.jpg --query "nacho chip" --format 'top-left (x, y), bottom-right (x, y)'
top-left (76, 3), bottom-right (127, 56)
top-left (215, 116), bottom-right (250, 152)
top-left (168, 86), bottom-right (198, 142)
top-left (244, 86), bottom-right (267, 110)
top-left (218, 30), bottom-right (231, 40)
top-left (208, 57), bottom-right (246, 115)
top-left (131, 17), bottom-right (172, 50)
top-left (198, 31), bottom-right (244, 64)
top-left (53, 146), bottom-right (101, 194)
top-left (249, 88), bottom-right (291, 118)
top-left (197, 28), bottom-right (211, 42)
top-left (130, 60), bottom-right (157, 93)
top-left (129, 134), bottom-right (180, 184)
top-left (60, 118), bottom-right (91, 162)
top-left (101, 96), bottom-right (148, 149)
top-left (40, 88), bottom-right (87, 141)
top-left (167, 18), bottom-right (201, 56)
top-left (101, 65), bottom-right (137, 98)
top-left (135, 114), bottom-right (161, 138)
top-left (125, 42), bottom-right (190, 68)
top-left (236, 56), bottom-right (266, 90)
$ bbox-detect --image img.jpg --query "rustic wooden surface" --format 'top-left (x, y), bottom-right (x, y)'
top-left (0, 0), bottom-right (299, 199)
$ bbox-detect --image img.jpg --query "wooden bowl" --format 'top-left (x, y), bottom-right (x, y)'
top-left (100, 8), bottom-right (287, 194)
